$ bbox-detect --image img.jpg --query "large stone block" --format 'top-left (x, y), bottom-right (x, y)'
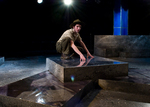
top-left (46, 56), bottom-right (128, 83)
top-left (94, 35), bottom-right (150, 58)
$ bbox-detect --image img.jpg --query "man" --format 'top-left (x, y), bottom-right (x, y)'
top-left (56, 19), bottom-right (94, 61)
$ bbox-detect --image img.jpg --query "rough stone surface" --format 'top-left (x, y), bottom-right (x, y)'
top-left (98, 79), bottom-right (150, 96)
top-left (0, 70), bottom-right (91, 107)
top-left (0, 56), bottom-right (46, 87)
top-left (76, 90), bottom-right (150, 107)
top-left (74, 79), bottom-right (150, 107)
top-left (46, 56), bottom-right (128, 83)
top-left (0, 95), bottom-right (52, 107)
top-left (0, 56), bottom-right (150, 106)
top-left (94, 35), bottom-right (150, 58)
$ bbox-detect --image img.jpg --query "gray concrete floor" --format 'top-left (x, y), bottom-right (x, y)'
top-left (1, 56), bottom-right (150, 85)
top-left (110, 57), bottom-right (150, 84)
top-left (0, 56), bottom-right (150, 87)
top-left (0, 55), bottom-right (91, 107)
top-left (75, 57), bottom-right (150, 107)
top-left (0, 56), bottom-right (48, 86)
top-left (0, 56), bottom-right (150, 107)
top-left (111, 57), bottom-right (150, 69)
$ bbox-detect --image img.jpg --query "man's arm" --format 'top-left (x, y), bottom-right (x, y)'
top-left (70, 40), bottom-right (86, 61)
top-left (79, 40), bottom-right (94, 58)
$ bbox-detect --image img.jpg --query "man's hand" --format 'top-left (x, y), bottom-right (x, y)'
top-left (79, 40), bottom-right (94, 59)
top-left (87, 52), bottom-right (94, 59)
top-left (71, 40), bottom-right (86, 61)
top-left (80, 54), bottom-right (86, 61)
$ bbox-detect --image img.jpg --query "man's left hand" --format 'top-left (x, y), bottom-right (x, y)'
top-left (87, 52), bottom-right (94, 59)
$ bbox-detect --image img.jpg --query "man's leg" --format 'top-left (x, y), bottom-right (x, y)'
top-left (56, 37), bottom-right (73, 59)
top-left (56, 38), bottom-right (85, 59)
top-left (56, 41), bottom-right (62, 53)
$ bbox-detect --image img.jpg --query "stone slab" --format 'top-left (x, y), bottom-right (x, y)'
top-left (98, 79), bottom-right (150, 96)
top-left (0, 71), bottom-right (91, 106)
top-left (94, 35), bottom-right (150, 58)
top-left (0, 95), bottom-right (52, 107)
top-left (46, 56), bottom-right (128, 83)
top-left (65, 79), bottom-right (150, 107)
top-left (63, 80), bottom-right (98, 107)
top-left (69, 79), bottom-right (150, 107)
top-left (0, 56), bottom-right (46, 87)
top-left (79, 90), bottom-right (150, 107)
top-left (0, 57), bottom-right (4, 65)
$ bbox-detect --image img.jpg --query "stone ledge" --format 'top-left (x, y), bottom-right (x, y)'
top-left (94, 35), bottom-right (150, 58)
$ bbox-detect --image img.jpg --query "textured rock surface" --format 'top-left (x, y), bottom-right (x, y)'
top-left (46, 56), bottom-right (128, 83)
top-left (94, 35), bottom-right (150, 58)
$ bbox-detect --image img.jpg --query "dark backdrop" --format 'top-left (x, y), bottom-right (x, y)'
top-left (0, 0), bottom-right (150, 57)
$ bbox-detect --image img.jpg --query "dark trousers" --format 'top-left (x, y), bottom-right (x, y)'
top-left (56, 37), bottom-right (84, 55)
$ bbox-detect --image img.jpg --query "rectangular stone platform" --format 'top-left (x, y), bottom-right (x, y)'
top-left (94, 35), bottom-right (150, 58)
top-left (0, 57), bottom-right (4, 65)
top-left (46, 56), bottom-right (128, 83)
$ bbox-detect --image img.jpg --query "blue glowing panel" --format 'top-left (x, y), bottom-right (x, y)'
top-left (114, 28), bottom-right (121, 35)
top-left (114, 12), bottom-right (121, 28)
top-left (113, 0), bottom-right (128, 35)
top-left (121, 28), bottom-right (128, 35)
top-left (121, 8), bottom-right (128, 28)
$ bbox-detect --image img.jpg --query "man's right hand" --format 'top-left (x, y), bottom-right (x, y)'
top-left (80, 54), bottom-right (86, 61)
top-left (71, 40), bottom-right (86, 61)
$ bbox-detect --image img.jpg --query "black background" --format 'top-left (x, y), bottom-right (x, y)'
top-left (0, 0), bottom-right (150, 57)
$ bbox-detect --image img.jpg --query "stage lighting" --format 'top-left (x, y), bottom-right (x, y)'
top-left (64, 0), bottom-right (72, 6)
top-left (37, 0), bottom-right (43, 4)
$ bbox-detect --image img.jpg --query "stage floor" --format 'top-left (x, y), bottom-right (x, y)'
top-left (0, 55), bottom-right (150, 107)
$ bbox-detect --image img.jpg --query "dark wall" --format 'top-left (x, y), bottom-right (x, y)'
top-left (128, 0), bottom-right (150, 35)
top-left (0, 0), bottom-right (113, 57)
top-left (0, 0), bottom-right (150, 57)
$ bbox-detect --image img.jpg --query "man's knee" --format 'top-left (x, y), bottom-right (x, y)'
top-left (56, 37), bottom-right (72, 54)
top-left (62, 37), bottom-right (71, 46)
top-left (62, 37), bottom-right (71, 50)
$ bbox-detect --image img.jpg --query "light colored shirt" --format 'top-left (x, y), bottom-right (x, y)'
top-left (58, 29), bottom-right (82, 42)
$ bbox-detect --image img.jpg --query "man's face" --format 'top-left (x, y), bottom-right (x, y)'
top-left (73, 24), bottom-right (82, 33)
